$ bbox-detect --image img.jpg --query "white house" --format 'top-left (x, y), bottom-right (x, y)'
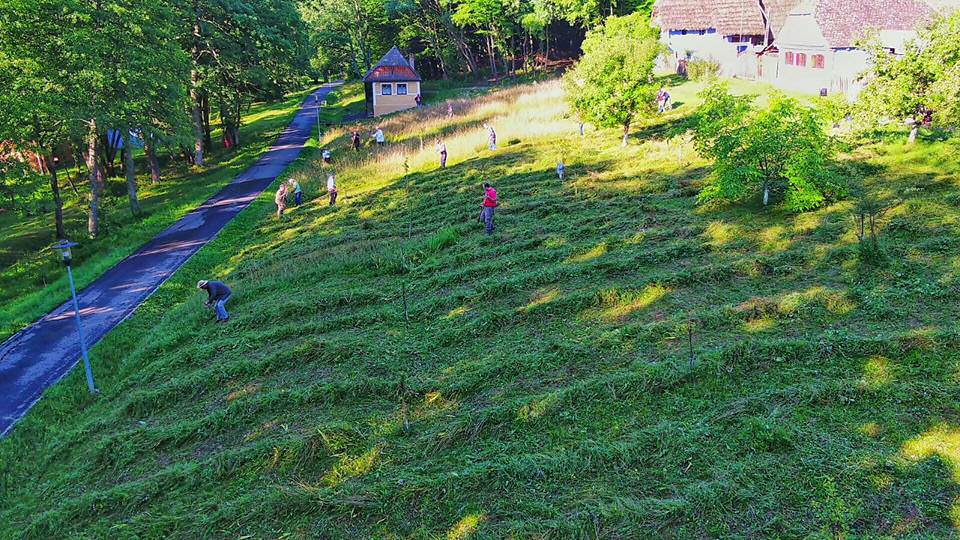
top-left (771, 0), bottom-right (935, 97)
top-left (652, 0), bottom-right (800, 78)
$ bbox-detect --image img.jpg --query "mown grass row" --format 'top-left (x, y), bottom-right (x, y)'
top-left (2, 77), bottom-right (960, 538)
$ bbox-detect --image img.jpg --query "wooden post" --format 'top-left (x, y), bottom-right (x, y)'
top-left (402, 281), bottom-right (409, 322)
top-left (687, 321), bottom-right (695, 370)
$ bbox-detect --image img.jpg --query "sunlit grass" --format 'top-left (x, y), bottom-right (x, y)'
top-left (0, 86), bottom-right (329, 341)
top-left (3, 75), bottom-right (960, 538)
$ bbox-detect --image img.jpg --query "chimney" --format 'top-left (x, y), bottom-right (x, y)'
top-left (408, 54), bottom-right (416, 71)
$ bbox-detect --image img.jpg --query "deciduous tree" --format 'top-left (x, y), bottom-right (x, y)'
top-left (858, 12), bottom-right (960, 143)
top-left (563, 12), bottom-right (660, 146)
top-left (693, 83), bottom-right (842, 211)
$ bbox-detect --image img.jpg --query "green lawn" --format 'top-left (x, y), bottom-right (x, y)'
top-left (3, 77), bottom-right (960, 538)
top-left (0, 85), bottom-right (351, 341)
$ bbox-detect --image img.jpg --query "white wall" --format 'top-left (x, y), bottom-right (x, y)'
top-left (661, 29), bottom-right (745, 76)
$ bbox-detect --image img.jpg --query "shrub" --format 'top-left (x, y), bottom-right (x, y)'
top-left (687, 58), bottom-right (721, 82)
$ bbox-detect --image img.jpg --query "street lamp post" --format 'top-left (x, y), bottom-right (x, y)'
top-left (52, 240), bottom-right (97, 394)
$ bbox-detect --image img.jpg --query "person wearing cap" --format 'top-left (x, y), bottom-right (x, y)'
top-left (322, 149), bottom-right (332, 164)
top-left (480, 182), bottom-right (498, 235)
top-left (289, 178), bottom-right (303, 206)
top-left (197, 280), bottom-right (232, 322)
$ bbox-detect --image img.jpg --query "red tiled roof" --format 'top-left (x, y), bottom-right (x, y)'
top-left (814, 0), bottom-right (934, 47)
top-left (363, 47), bottom-right (421, 82)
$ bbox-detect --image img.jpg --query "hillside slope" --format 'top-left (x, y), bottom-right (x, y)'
top-left (0, 85), bottom-right (348, 342)
top-left (3, 79), bottom-right (960, 539)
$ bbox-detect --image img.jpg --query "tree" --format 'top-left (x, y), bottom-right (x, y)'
top-left (301, 0), bottom-right (393, 77)
top-left (175, 0), bottom-right (309, 160)
top-left (388, 0), bottom-right (459, 80)
top-left (858, 12), bottom-right (960, 143)
top-left (0, 0), bottom-right (83, 240)
top-left (563, 12), bottom-right (661, 146)
top-left (693, 83), bottom-right (842, 212)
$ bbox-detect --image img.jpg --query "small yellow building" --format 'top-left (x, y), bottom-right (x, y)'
top-left (363, 47), bottom-right (422, 117)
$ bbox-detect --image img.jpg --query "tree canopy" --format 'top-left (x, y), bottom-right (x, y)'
top-left (858, 11), bottom-right (960, 142)
top-left (562, 12), bottom-right (661, 146)
top-left (694, 83), bottom-right (842, 212)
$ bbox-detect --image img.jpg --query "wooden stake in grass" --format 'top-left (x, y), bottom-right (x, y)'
top-left (402, 281), bottom-right (409, 323)
top-left (687, 320), bottom-right (696, 370)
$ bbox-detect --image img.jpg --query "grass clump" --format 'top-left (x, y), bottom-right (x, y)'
top-left (2, 77), bottom-right (960, 538)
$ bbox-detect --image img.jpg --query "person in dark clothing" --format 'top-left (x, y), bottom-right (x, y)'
top-left (351, 130), bottom-right (361, 152)
top-left (198, 280), bottom-right (232, 322)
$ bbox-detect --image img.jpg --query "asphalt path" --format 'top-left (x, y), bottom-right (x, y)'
top-left (0, 83), bottom-right (340, 437)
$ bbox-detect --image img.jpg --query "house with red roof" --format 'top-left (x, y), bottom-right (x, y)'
top-left (772, 0), bottom-right (936, 97)
top-left (652, 0), bottom-right (800, 78)
top-left (363, 47), bottom-right (422, 117)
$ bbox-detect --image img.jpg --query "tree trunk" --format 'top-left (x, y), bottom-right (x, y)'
top-left (190, 73), bottom-right (204, 166)
top-left (86, 120), bottom-right (101, 238)
top-left (201, 93), bottom-right (212, 151)
top-left (44, 152), bottom-right (65, 239)
top-left (121, 130), bottom-right (140, 216)
top-left (486, 33), bottom-right (497, 75)
top-left (439, 14), bottom-right (477, 75)
top-left (763, 180), bottom-right (770, 206)
top-left (622, 122), bottom-right (630, 147)
top-left (189, 0), bottom-right (204, 165)
top-left (145, 140), bottom-right (161, 183)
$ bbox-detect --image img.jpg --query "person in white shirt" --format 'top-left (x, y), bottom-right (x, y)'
top-left (372, 127), bottom-right (385, 147)
top-left (484, 124), bottom-right (496, 151)
top-left (435, 138), bottom-right (447, 168)
top-left (326, 171), bottom-right (337, 206)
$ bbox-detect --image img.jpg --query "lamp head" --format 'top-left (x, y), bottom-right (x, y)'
top-left (52, 240), bottom-right (78, 266)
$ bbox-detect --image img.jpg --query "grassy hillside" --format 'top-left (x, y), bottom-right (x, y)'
top-left (0, 85), bottom-right (339, 341)
top-left (3, 78), bottom-right (960, 538)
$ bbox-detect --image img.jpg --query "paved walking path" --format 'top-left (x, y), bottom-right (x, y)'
top-left (0, 83), bottom-right (339, 436)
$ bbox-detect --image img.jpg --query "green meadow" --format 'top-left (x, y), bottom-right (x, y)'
top-left (0, 85), bottom-right (354, 341)
top-left (3, 77), bottom-right (960, 538)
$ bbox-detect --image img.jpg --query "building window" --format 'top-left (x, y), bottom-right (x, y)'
top-left (812, 54), bottom-right (825, 69)
top-left (397, 83), bottom-right (408, 95)
top-left (381, 84), bottom-right (392, 96)
top-left (796, 53), bottom-right (807, 67)
top-left (785, 52), bottom-right (794, 65)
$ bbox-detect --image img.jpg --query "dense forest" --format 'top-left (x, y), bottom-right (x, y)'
top-left (0, 0), bottom-right (653, 239)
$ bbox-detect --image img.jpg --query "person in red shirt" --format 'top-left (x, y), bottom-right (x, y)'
top-left (480, 182), bottom-right (497, 234)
